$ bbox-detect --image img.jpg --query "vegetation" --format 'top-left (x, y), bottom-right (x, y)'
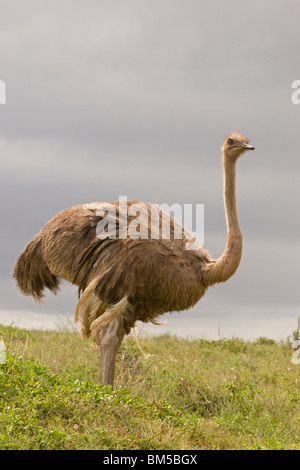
top-left (0, 323), bottom-right (299, 450)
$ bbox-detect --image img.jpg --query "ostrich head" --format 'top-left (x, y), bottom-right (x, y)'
top-left (222, 132), bottom-right (255, 160)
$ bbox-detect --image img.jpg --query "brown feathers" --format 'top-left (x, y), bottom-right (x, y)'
top-left (13, 237), bottom-right (61, 303)
top-left (13, 201), bottom-right (211, 336)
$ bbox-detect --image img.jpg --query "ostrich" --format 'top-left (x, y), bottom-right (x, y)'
top-left (13, 132), bottom-right (254, 387)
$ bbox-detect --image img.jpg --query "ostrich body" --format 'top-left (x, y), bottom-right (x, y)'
top-left (13, 133), bottom-right (254, 387)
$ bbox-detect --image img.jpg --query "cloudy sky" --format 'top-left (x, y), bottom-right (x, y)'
top-left (0, 0), bottom-right (299, 340)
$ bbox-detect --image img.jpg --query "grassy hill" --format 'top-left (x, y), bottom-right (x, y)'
top-left (0, 323), bottom-right (299, 450)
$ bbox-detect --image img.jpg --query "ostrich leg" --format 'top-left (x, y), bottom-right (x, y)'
top-left (98, 317), bottom-right (126, 387)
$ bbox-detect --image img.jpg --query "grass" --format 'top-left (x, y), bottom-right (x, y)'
top-left (0, 323), bottom-right (299, 450)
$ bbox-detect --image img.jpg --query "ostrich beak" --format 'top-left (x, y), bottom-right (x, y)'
top-left (241, 142), bottom-right (255, 150)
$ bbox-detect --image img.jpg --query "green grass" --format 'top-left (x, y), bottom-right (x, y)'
top-left (0, 323), bottom-right (299, 450)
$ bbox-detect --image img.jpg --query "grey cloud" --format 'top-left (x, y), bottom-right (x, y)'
top-left (0, 0), bottom-right (299, 338)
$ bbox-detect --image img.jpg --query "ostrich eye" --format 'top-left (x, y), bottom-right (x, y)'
top-left (227, 138), bottom-right (234, 145)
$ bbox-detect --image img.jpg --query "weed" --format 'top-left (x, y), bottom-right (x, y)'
top-left (0, 324), bottom-right (299, 450)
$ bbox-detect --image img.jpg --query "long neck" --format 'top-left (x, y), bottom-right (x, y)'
top-left (202, 154), bottom-right (242, 285)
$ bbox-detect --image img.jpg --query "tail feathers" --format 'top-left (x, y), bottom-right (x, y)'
top-left (13, 237), bottom-right (61, 303)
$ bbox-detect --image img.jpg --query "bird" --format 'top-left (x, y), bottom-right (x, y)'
top-left (13, 132), bottom-right (254, 387)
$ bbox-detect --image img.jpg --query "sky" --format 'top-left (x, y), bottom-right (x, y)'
top-left (0, 0), bottom-right (299, 341)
